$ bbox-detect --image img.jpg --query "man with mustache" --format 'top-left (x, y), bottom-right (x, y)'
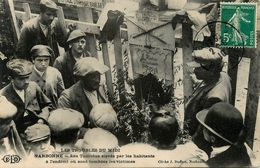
top-left (0, 59), bottom-right (53, 134)
top-left (16, 0), bottom-right (67, 63)
top-left (53, 29), bottom-right (91, 88)
top-left (58, 57), bottom-right (108, 128)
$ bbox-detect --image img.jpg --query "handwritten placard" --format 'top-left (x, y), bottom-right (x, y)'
top-left (130, 45), bottom-right (173, 81)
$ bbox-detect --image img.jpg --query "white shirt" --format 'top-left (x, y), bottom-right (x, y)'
top-left (83, 89), bottom-right (99, 107)
top-left (12, 82), bottom-right (25, 102)
top-left (73, 55), bottom-right (84, 62)
top-left (39, 22), bottom-right (49, 37)
top-left (34, 66), bottom-right (45, 77)
top-left (210, 145), bottom-right (231, 158)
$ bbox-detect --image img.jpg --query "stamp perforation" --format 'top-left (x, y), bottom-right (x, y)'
top-left (220, 2), bottom-right (257, 48)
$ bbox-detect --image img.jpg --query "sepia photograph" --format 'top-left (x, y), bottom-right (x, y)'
top-left (0, 0), bottom-right (259, 167)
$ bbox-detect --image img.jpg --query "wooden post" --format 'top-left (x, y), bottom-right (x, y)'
top-left (77, 7), bottom-right (98, 58)
top-left (102, 42), bottom-right (114, 99)
top-left (244, 33), bottom-right (260, 149)
top-left (182, 21), bottom-right (193, 106)
top-left (22, 3), bottom-right (31, 22)
top-left (227, 49), bottom-right (239, 105)
top-left (114, 28), bottom-right (125, 104)
top-left (5, 0), bottom-right (20, 41)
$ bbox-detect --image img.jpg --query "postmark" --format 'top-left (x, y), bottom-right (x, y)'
top-left (192, 21), bottom-right (245, 70)
top-left (220, 2), bottom-right (257, 48)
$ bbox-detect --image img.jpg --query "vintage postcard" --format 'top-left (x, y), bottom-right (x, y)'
top-left (0, 0), bottom-right (259, 168)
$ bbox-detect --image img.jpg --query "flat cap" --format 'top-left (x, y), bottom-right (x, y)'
top-left (48, 108), bottom-right (84, 132)
top-left (67, 29), bottom-right (86, 43)
top-left (25, 123), bottom-right (50, 142)
top-left (30, 45), bottom-right (53, 59)
top-left (187, 47), bottom-right (224, 68)
top-left (80, 128), bottom-right (118, 149)
top-left (7, 59), bottom-right (33, 77)
top-left (0, 96), bottom-right (17, 120)
top-left (40, 0), bottom-right (58, 10)
top-left (89, 103), bottom-right (118, 131)
top-left (73, 57), bottom-right (109, 76)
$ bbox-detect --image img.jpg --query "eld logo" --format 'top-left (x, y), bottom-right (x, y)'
top-left (2, 155), bottom-right (21, 164)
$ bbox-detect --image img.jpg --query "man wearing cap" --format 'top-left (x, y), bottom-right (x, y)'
top-left (29, 45), bottom-right (65, 108)
top-left (196, 102), bottom-right (251, 167)
top-left (0, 59), bottom-right (53, 134)
top-left (48, 108), bottom-right (84, 149)
top-left (89, 103), bottom-right (118, 132)
top-left (75, 127), bottom-right (118, 167)
top-left (184, 47), bottom-right (232, 136)
top-left (58, 57), bottom-right (109, 128)
top-left (184, 47), bottom-right (232, 156)
top-left (24, 123), bottom-right (54, 154)
top-left (16, 0), bottom-right (67, 62)
top-left (53, 29), bottom-right (91, 88)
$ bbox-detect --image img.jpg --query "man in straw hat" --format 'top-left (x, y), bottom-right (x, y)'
top-left (196, 102), bottom-right (251, 167)
top-left (29, 45), bottom-right (65, 108)
top-left (54, 29), bottom-right (91, 88)
top-left (16, 0), bottom-right (67, 61)
top-left (58, 57), bottom-right (109, 128)
top-left (0, 59), bottom-right (53, 134)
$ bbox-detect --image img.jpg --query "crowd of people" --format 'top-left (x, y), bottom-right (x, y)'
top-left (0, 0), bottom-right (255, 167)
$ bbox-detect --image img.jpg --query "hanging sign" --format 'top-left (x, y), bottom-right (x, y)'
top-left (130, 45), bottom-right (173, 81)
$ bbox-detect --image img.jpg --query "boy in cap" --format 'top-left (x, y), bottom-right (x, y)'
top-left (24, 123), bottom-right (54, 154)
top-left (0, 59), bottom-right (53, 134)
top-left (48, 108), bottom-right (84, 149)
top-left (53, 29), bottom-right (91, 88)
top-left (196, 102), bottom-right (251, 167)
top-left (58, 57), bottom-right (109, 128)
top-left (30, 45), bottom-right (65, 108)
top-left (16, 0), bottom-right (67, 61)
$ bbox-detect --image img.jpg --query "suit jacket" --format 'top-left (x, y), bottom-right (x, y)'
top-left (58, 80), bottom-right (108, 127)
top-left (29, 66), bottom-right (65, 108)
top-left (16, 16), bottom-right (67, 62)
top-left (0, 82), bottom-right (53, 133)
top-left (53, 50), bottom-right (90, 88)
top-left (207, 144), bottom-right (251, 167)
top-left (184, 72), bottom-right (232, 135)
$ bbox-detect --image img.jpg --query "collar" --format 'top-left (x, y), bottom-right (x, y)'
top-left (12, 81), bottom-right (25, 92)
top-left (73, 54), bottom-right (84, 61)
top-left (83, 88), bottom-right (97, 96)
top-left (210, 145), bottom-right (231, 158)
top-left (34, 66), bottom-right (45, 77)
top-left (39, 22), bottom-right (48, 30)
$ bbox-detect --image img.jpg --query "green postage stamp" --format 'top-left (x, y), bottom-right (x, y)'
top-left (220, 2), bottom-right (257, 48)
